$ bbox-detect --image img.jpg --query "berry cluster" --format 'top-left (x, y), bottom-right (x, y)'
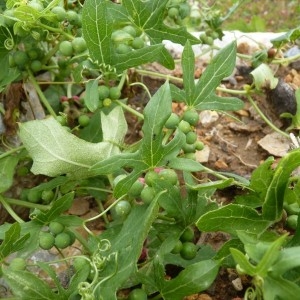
top-left (112, 25), bottom-right (145, 55)
top-left (39, 221), bottom-right (75, 250)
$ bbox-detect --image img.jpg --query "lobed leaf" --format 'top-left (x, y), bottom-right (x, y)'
top-left (197, 203), bottom-right (271, 235)
top-left (160, 260), bottom-right (219, 300)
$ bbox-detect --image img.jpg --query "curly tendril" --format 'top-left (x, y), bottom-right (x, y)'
top-left (78, 282), bottom-right (95, 300)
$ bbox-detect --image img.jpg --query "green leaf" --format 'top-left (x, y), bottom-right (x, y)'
top-left (250, 63), bottom-right (279, 90)
top-left (79, 110), bottom-right (103, 142)
top-left (160, 260), bottom-right (219, 300)
top-left (271, 26), bottom-right (300, 47)
top-left (168, 157), bottom-right (204, 172)
top-left (263, 149), bottom-right (300, 221)
top-left (197, 204), bottom-right (271, 235)
top-left (230, 248), bottom-right (257, 276)
top-left (3, 269), bottom-right (59, 300)
top-left (190, 42), bottom-right (243, 111)
top-left (19, 107), bottom-right (126, 178)
top-left (271, 246), bottom-right (300, 274)
top-left (35, 192), bottom-right (74, 224)
top-left (82, 0), bottom-right (115, 65)
top-left (234, 157), bottom-right (274, 206)
top-left (263, 275), bottom-right (300, 300)
top-left (181, 41), bottom-right (195, 104)
top-left (0, 156), bottom-right (18, 193)
top-left (85, 79), bottom-right (99, 112)
top-left (0, 223), bottom-right (30, 262)
top-left (255, 234), bottom-right (288, 276)
top-left (94, 191), bottom-right (161, 299)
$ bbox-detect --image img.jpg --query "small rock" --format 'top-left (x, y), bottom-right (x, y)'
top-left (214, 159), bottom-right (228, 169)
top-left (258, 132), bottom-right (290, 157)
top-left (232, 277), bottom-right (243, 291)
top-left (195, 145), bottom-right (210, 163)
top-left (199, 110), bottom-right (219, 127)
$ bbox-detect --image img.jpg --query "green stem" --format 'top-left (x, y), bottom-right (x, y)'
top-left (115, 99), bottom-right (144, 120)
top-left (135, 69), bottom-right (248, 95)
top-left (75, 186), bottom-right (113, 194)
top-left (216, 86), bottom-right (248, 95)
top-left (273, 52), bottom-right (300, 65)
top-left (5, 198), bottom-right (51, 210)
top-left (38, 22), bottom-right (74, 40)
top-left (95, 198), bottom-right (109, 224)
top-left (0, 196), bottom-right (24, 223)
top-left (135, 69), bottom-right (183, 83)
top-left (117, 71), bottom-right (128, 90)
top-left (247, 94), bottom-right (289, 138)
top-left (27, 70), bottom-right (57, 118)
top-left (0, 145), bottom-right (25, 159)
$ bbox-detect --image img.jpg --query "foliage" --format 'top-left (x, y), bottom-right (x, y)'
top-left (0, 0), bottom-right (299, 299)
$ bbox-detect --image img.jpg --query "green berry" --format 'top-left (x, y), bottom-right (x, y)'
top-left (66, 10), bottom-right (79, 25)
top-left (55, 232), bottom-right (72, 249)
top-left (114, 200), bottom-right (131, 217)
top-left (168, 7), bottom-right (179, 19)
top-left (30, 60), bottom-right (42, 72)
top-left (98, 85), bottom-right (110, 100)
top-left (131, 37), bottom-right (145, 49)
top-left (141, 186), bottom-right (155, 204)
top-left (49, 221), bottom-right (65, 235)
top-left (171, 240), bottom-right (183, 254)
top-left (111, 30), bottom-right (133, 43)
top-left (178, 120), bottom-right (191, 134)
top-left (144, 170), bottom-right (159, 187)
top-left (71, 37), bottom-right (87, 54)
top-left (128, 288), bottom-right (147, 300)
top-left (195, 140), bottom-right (204, 151)
top-left (183, 109), bottom-right (199, 126)
top-left (9, 258), bottom-right (27, 271)
top-left (113, 174), bottom-right (127, 187)
top-left (165, 113), bottom-right (180, 129)
top-left (39, 232), bottom-right (55, 250)
top-left (180, 227), bottom-right (194, 242)
top-left (159, 169), bottom-right (178, 186)
top-left (59, 40), bottom-right (73, 56)
top-left (122, 25), bottom-right (137, 37)
top-left (286, 215), bottom-right (298, 230)
top-left (78, 114), bottom-right (90, 127)
top-left (41, 190), bottom-right (54, 203)
top-left (128, 179), bottom-right (144, 197)
top-left (103, 98), bottom-right (112, 107)
top-left (180, 242), bottom-right (197, 260)
top-left (27, 189), bottom-right (42, 203)
top-left (116, 43), bottom-right (132, 54)
top-left (186, 131), bottom-right (197, 144)
top-left (51, 6), bottom-right (66, 21)
top-left (13, 51), bottom-right (29, 68)
top-left (109, 87), bottom-right (121, 100)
